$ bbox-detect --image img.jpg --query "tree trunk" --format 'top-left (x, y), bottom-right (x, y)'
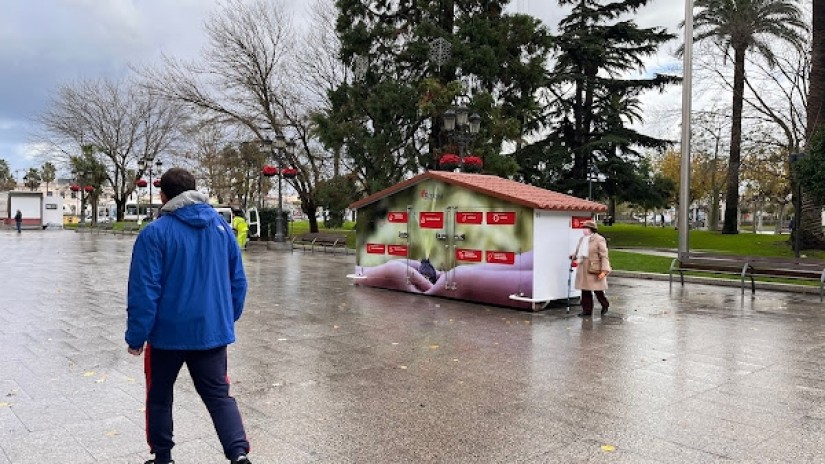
top-left (710, 187), bottom-right (721, 231)
top-left (722, 46), bottom-right (746, 234)
top-left (775, 203), bottom-right (786, 234)
top-left (800, 194), bottom-right (825, 248)
top-left (800, 0), bottom-right (825, 249)
top-left (116, 197), bottom-right (126, 221)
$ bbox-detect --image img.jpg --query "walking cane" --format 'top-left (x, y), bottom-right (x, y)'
top-left (566, 257), bottom-right (577, 313)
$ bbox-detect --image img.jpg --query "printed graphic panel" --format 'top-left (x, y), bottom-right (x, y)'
top-left (571, 216), bottom-right (593, 229)
top-left (387, 244), bottom-right (408, 257)
top-left (419, 212), bottom-right (444, 229)
top-left (486, 211), bottom-right (516, 225)
top-left (456, 211), bottom-right (483, 224)
top-left (387, 212), bottom-right (408, 223)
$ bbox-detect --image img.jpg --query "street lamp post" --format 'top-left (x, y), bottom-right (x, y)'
top-left (441, 105), bottom-right (481, 167)
top-left (587, 160), bottom-right (602, 201)
top-left (262, 135), bottom-right (296, 242)
top-left (138, 156), bottom-right (163, 219)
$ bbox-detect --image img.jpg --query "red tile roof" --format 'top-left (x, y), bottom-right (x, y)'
top-left (349, 171), bottom-right (607, 212)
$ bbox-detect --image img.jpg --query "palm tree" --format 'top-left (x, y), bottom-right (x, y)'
top-left (41, 162), bottom-right (56, 195)
top-left (23, 167), bottom-right (41, 191)
top-left (691, 0), bottom-right (807, 234)
top-left (802, 0), bottom-right (825, 248)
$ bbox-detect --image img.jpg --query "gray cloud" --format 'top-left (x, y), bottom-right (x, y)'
top-left (1, 0), bottom-right (682, 171)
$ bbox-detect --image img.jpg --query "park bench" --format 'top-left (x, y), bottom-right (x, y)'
top-left (291, 232), bottom-right (350, 255)
top-left (746, 256), bottom-right (825, 302)
top-left (670, 253), bottom-right (825, 301)
top-left (670, 253), bottom-right (753, 294)
top-left (75, 223), bottom-right (93, 233)
top-left (119, 223), bottom-right (141, 235)
top-left (94, 222), bottom-right (114, 235)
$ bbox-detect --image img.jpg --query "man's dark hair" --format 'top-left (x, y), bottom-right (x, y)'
top-left (159, 168), bottom-right (196, 200)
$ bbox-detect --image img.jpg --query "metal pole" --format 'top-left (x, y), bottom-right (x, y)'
top-left (79, 174), bottom-right (86, 225)
top-left (678, 0), bottom-right (694, 257)
top-left (275, 149), bottom-right (284, 242)
top-left (148, 168), bottom-right (152, 220)
top-left (588, 163), bottom-right (593, 201)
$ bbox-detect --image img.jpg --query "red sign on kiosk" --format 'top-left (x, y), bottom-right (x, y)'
top-left (366, 243), bottom-right (386, 254)
top-left (486, 211), bottom-right (516, 225)
top-left (455, 248), bottom-right (483, 262)
top-left (456, 212), bottom-right (483, 224)
top-left (419, 212), bottom-right (444, 229)
top-left (486, 251), bottom-right (516, 265)
top-left (388, 245), bottom-right (408, 257)
top-left (387, 212), bottom-right (408, 223)
top-left (571, 216), bottom-right (593, 229)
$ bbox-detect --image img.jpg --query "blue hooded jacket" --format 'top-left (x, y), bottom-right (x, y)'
top-left (125, 191), bottom-right (247, 350)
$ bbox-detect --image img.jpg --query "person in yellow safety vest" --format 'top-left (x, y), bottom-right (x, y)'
top-left (231, 208), bottom-right (249, 249)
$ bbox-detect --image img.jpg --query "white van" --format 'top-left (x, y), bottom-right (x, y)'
top-left (213, 206), bottom-right (259, 238)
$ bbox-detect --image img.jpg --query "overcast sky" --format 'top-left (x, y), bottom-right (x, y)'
top-left (0, 0), bottom-right (683, 176)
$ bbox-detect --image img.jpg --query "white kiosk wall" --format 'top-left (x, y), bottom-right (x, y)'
top-left (532, 210), bottom-right (585, 302)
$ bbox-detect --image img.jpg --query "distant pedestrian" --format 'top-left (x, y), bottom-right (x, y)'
top-left (14, 209), bottom-right (22, 233)
top-left (232, 208), bottom-right (249, 249)
top-left (569, 220), bottom-right (612, 317)
top-left (125, 168), bottom-right (252, 464)
top-left (660, 213), bottom-right (666, 227)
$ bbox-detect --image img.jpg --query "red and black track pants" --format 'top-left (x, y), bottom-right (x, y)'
top-left (144, 345), bottom-right (249, 462)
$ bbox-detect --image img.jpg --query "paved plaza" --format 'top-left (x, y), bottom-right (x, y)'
top-left (1, 230), bottom-right (824, 463)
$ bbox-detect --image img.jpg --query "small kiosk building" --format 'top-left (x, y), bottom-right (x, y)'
top-left (348, 172), bottom-right (607, 310)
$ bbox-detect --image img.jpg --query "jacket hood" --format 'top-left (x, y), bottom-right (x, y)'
top-left (161, 191), bottom-right (215, 228)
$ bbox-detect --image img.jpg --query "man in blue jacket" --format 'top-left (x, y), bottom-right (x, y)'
top-left (126, 168), bottom-right (251, 464)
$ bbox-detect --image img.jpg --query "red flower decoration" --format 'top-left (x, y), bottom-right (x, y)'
top-left (69, 184), bottom-right (81, 192)
top-left (462, 155), bottom-right (483, 173)
top-left (83, 185), bottom-right (95, 192)
top-left (135, 179), bottom-right (148, 188)
top-left (153, 179), bottom-right (161, 188)
top-left (262, 165), bottom-right (279, 177)
top-left (439, 154), bottom-right (460, 170)
top-left (463, 156), bottom-right (482, 166)
top-left (282, 168), bottom-right (298, 179)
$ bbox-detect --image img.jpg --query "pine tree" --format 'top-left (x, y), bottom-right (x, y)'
top-left (316, 0), bottom-right (552, 193)
top-left (519, 0), bottom-right (678, 202)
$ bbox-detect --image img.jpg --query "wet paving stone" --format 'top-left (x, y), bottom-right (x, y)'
top-left (1, 230), bottom-right (825, 462)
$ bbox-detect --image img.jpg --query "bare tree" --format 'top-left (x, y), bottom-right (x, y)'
top-left (38, 78), bottom-right (180, 220)
top-left (294, 0), bottom-right (350, 178)
top-left (140, 0), bottom-right (347, 233)
top-left (691, 106), bottom-right (732, 231)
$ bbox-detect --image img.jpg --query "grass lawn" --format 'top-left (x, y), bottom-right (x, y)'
top-left (599, 223), bottom-right (805, 256)
top-left (287, 220), bottom-right (356, 248)
top-left (606, 223), bottom-right (825, 285)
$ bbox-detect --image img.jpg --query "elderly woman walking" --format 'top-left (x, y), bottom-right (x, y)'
top-left (569, 220), bottom-right (612, 317)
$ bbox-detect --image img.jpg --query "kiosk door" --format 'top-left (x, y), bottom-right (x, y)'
top-left (409, 208), bottom-right (448, 287)
top-left (384, 208), bottom-right (411, 282)
top-left (449, 208), bottom-right (491, 290)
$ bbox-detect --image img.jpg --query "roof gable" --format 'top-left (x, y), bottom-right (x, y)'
top-left (350, 171), bottom-right (607, 212)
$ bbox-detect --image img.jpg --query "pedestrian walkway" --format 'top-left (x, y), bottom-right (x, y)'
top-left (1, 231), bottom-right (824, 463)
